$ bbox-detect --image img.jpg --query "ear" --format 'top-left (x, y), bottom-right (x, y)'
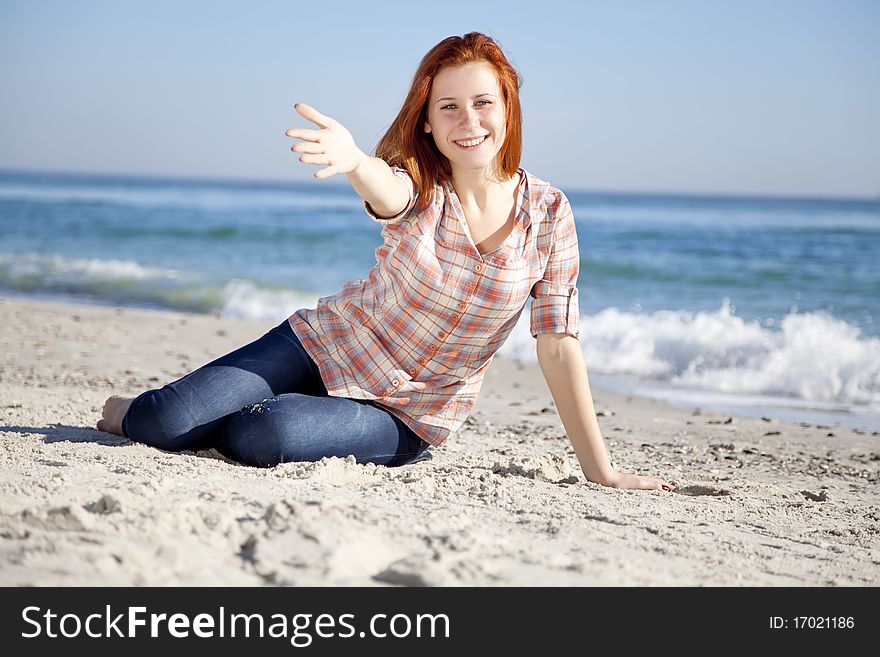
top-left (424, 122), bottom-right (432, 134)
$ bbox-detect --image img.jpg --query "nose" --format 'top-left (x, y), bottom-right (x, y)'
top-left (460, 107), bottom-right (481, 130)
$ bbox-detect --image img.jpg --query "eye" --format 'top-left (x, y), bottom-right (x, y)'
top-left (440, 100), bottom-right (493, 110)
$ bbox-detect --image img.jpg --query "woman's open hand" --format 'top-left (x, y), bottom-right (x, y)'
top-left (600, 471), bottom-right (675, 492)
top-left (285, 103), bottom-right (366, 178)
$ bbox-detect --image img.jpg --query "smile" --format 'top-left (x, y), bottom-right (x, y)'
top-left (453, 135), bottom-right (488, 149)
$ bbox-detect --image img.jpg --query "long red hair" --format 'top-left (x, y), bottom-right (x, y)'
top-left (375, 32), bottom-right (524, 211)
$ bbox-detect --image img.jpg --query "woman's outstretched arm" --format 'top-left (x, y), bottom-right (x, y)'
top-left (285, 103), bottom-right (410, 218)
top-left (536, 333), bottom-right (675, 491)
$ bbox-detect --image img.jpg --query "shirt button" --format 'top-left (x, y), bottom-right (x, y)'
top-left (429, 344), bottom-right (437, 351)
top-left (408, 367), bottom-right (416, 375)
top-left (392, 379), bottom-right (399, 386)
top-left (417, 357), bottom-right (426, 365)
top-left (475, 263), bottom-right (483, 272)
top-left (458, 302), bottom-right (466, 309)
top-left (452, 314), bottom-right (459, 321)
top-left (438, 331), bottom-right (446, 339)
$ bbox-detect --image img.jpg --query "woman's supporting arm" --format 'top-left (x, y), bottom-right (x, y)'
top-left (535, 333), bottom-right (674, 491)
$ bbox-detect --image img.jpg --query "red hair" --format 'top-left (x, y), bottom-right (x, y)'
top-left (375, 32), bottom-right (524, 211)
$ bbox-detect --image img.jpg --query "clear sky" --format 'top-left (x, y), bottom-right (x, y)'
top-left (1, 0), bottom-right (878, 198)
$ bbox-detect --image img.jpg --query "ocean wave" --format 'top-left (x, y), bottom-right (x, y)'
top-left (0, 252), bottom-right (314, 319)
top-left (500, 299), bottom-right (880, 409)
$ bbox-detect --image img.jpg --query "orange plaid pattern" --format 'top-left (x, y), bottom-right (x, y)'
top-left (288, 166), bottom-right (580, 447)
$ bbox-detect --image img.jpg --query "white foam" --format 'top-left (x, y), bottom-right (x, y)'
top-left (498, 299), bottom-right (880, 410)
top-left (217, 279), bottom-right (319, 321)
top-left (0, 252), bottom-right (317, 318)
top-left (0, 252), bottom-right (189, 284)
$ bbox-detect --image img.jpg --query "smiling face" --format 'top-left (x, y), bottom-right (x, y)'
top-left (424, 61), bottom-right (508, 177)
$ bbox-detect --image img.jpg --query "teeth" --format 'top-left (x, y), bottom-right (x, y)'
top-left (455, 136), bottom-right (486, 147)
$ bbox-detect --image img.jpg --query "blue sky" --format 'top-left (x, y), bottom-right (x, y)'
top-left (1, 0), bottom-right (878, 198)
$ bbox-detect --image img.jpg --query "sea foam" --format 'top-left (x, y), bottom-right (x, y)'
top-left (499, 299), bottom-right (880, 409)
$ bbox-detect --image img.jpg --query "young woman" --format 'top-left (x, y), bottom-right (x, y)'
top-left (97, 32), bottom-right (674, 492)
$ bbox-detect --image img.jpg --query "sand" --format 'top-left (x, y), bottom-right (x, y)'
top-left (0, 295), bottom-right (877, 586)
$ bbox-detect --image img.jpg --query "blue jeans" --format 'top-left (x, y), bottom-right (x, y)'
top-left (121, 319), bottom-right (432, 467)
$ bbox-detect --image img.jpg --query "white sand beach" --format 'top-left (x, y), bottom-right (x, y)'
top-left (1, 295), bottom-right (877, 586)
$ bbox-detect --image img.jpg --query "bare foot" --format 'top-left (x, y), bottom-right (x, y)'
top-left (96, 395), bottom-right (134, 436)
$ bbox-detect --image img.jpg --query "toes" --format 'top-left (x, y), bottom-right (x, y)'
top-left (96, 419), bottom-right (107, 432)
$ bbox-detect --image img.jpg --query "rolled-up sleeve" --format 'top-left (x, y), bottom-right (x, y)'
top-left (363, 166), bottom-right (417, 224)
top-left (529, 196), bottom-right (581, 339)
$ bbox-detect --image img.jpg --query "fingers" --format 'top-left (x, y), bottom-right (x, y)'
top-left (285, 127), bottom-right (323, 142)
top-left (605, 471), bottom-right (674, 491)
top-left (287, 104), bottom-right (346, 179)
top-left (294, 102), bottom-right (335, 129)
top-left (642, 476), bottom-right (675, 492)
top-left (298, 153), bottom-right (331, 166)
top-left (290, 141), bottom-right (324, 154)
top-left (657, 478), bottom-right (675, 492)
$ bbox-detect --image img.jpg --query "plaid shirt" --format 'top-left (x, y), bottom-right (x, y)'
top-left (288, 166), bottom-right (580, 447)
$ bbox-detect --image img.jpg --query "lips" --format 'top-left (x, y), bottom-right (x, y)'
top-left (453, 135), bottom-right (488, 148)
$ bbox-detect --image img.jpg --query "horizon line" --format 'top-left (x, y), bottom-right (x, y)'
top-left (0, 165), bottom-right (877, 205)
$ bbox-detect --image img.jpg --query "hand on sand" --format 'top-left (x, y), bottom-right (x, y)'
top-left (601, 471), bottom-right (675, 492)
top-left (96, 395), bottom-right (133, 437)
top-left (285, 103), bottom-right (367, 179)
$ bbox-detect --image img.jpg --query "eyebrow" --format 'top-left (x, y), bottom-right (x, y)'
top-left (435, 93), bottom-right (496, 104)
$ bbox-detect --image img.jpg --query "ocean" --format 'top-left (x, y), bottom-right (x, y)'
top-left (2, 169), bottom-right (878, 430)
